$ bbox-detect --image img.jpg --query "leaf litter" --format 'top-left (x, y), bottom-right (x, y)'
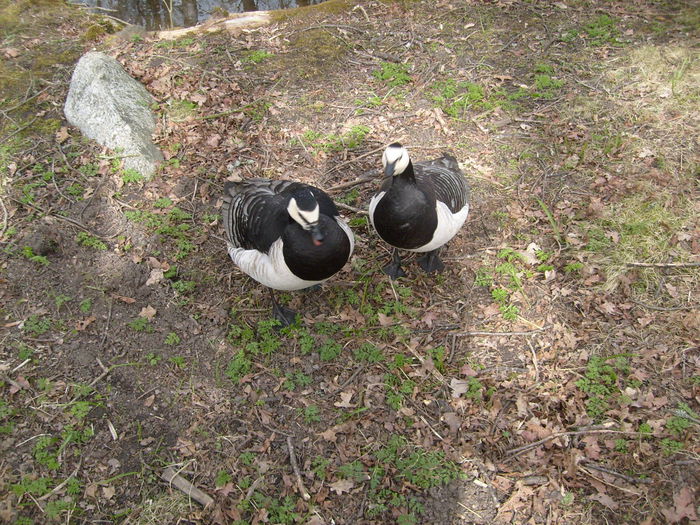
top-left (1, 0), bottom-right (699, 524)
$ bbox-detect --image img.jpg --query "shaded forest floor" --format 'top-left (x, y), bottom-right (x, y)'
top-left (1, 0), bottom-right (699, 523)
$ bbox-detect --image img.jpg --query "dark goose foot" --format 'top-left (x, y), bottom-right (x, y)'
top-left (417, 249), bottom-right (445, 273)
top-left (269, 290), bottom-right (300, 327)
top-left (382, 249), bottom-right (406, 280)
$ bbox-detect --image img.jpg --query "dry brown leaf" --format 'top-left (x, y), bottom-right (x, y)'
top-left (139, 305), bottom-right (157, 320)
top-left (102, 485), bottom-right (116, 500)
top-left (661, 487), bottom-right (698, 523)
top-left (329, 478), bottom-right (355, 495)
top-left (590, 491), bottom-right (618, 510)
top-left (145, 268), bottom-right (164, 286)
top-left (112, 294), bottom-right (136, 304)
top-left (333, 391), bottom-right (354, 408)
top-left (76, 316), bottom-right (96, 331)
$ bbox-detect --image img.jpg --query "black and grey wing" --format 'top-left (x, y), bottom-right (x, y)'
top-left (415, 154), bottom-right (469, 213)
top-left (222, 179), bottom-right (293, 253)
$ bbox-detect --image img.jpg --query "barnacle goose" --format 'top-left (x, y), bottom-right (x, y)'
top-left (369, 143), bottom-right (470, 279)
top-left (222, 178), bottom-right (354, 325)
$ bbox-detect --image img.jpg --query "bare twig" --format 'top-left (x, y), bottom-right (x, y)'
top-left (336, 202), bottom-right (368, 215)
top-left (245, 476), bottom-right (264, 501)
top-left (326, 174), bottom-right (375, 193)
top-left (286, 436), bottom-right (311, 501)
top-left (324, 145), bottom-right (385, 176)
top-left (626, 261), bottom-right (700, 268)
top-left (505, 429), bottom-right (646, 460)
top-left (632, 300), bottom-right (697, 311)
top-left (454, 329), bottom-right (544, 337)
top-left (161, 466), bottom-right (214, 507)
top-left (38, 462), bottom-right (82, 501)
top-left (328, 365), bottom-right (366, 397)
top-left (581, 461), bottom-right (652, 484)
top-left (99, 299), bottom-right (114, 348)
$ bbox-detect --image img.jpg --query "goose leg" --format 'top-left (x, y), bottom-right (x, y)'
top-left (417, 248), bottom-right (445, 273)
top-left (269, 289), bottom-right (299, 327)
top-left (382, 248), bottom-right (406, 280)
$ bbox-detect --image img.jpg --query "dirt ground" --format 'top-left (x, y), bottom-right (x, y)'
top-left (1, 0), bottom-right (699, 524)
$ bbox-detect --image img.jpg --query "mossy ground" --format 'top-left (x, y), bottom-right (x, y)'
top-left (1, 1), bottom-right (698, 524)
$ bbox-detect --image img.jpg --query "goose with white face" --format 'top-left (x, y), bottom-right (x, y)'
top-left (287, 194), bottom-right (324, 246)
top-left (382, 143), bottom-right (411, 177)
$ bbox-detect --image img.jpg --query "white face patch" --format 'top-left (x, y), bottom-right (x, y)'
top-left (288, 197), bottom-right (320, 229)
top-left (382, 144), bottom-right (410, 176)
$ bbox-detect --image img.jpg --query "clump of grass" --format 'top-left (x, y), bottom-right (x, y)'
top-left (581, 192), bottom-right (695, 291)
top-left (301, 125), bottom-right (371, 153)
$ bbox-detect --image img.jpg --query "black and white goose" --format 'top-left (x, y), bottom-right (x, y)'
top-left (369, 143), bottom-right (470, 279)
top-left (222, 178), bottom-right (354, 325)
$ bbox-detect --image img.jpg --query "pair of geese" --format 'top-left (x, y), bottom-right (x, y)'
top-left (222, 143), bottom-right (470, 324)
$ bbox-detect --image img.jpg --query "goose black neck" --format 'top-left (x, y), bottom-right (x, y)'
top-left (395, 160), bottom-right (416, 184)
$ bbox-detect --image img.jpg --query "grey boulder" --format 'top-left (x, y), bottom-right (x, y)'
top-left (64, 51), bottom-right (163, 178)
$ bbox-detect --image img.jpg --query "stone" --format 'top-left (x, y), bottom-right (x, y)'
top-left (64, 51), bottom-right (163, 178)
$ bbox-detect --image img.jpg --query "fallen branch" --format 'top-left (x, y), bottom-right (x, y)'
top-left (161, 466), bottom-right (214, 507)
top-left (324, 145), bottom-right (385, 176)
top-left (626, 261), bottom-right (700, 268)
top-left (286, 436), bottom-right (311, 501)
top-left (581, 460), bottom-right (652, 484)
top-left (38, 462), bottom-right (82, 501)
top-left (454, 329), bottom-right (543, 337)
top-left (336, 202), bottom-right (368, 215)
top-left (504, 429), bottom-right (645, 460)
top-left (632, 300), bottom-right (697, 312)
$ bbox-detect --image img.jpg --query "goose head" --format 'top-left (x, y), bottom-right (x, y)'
top-left (287, 190), bottom-right (324, 246)
top-left (382, 142), bottom-right (410, 177)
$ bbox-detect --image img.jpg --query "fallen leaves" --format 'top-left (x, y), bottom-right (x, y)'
top-left (661, 487), bottom-right (698, 524)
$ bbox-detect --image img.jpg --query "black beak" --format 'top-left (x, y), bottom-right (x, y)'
top-left (384, 161), bottom-right (396, 177)
top-left (310, 224), bottom-right (324, 246)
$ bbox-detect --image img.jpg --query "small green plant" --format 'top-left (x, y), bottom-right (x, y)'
top-left (301, 125), bottom-right (371, 153)
top-left (34, 435), bottom-right (60, 470)
top-left (302, 405), bottom-right (321, 423)
top-left (76, 231), bottom-right (107, 250)
top-left (311, 456), bottom-right (330, 480)
top-left (121, 169), bottom-right (145, 184)
top-left (239, 451), bottom-right (256, 466)
top-left (613, 439), bottom-right (628, 453)
top-left (154, 197), bottom-right (173, 208)
top-left (576, 355), bottom-right (631, 420)
top-left (431, 79), bottom-right (493, 117)
top-left (53, 294), bottom-right (72, 310)
top-left (354, 342), bottom-right (384, 364)
top-left (164, 332), bottom-right (181, 345)
top-left (24, 314), bottom-right (51, 336)
top-left (372, 61), bottom-right (411, 87)
top-left (338, 460), bottom-right (366, 481)
top-left (564, 262), bottom-right (584, 274)
top-left (169, 356), bottom-right (187, 369)
top-left (11, 476), bottom-right (52, 498)
top-left (660, 438), bottom-right (684, 455)
top-left (215, 470), bottom-right (232, 487)
top-left (128, 317), bottom-right (153, 333)
top-left (172, 280), bottom-right (196, 294)
top-left (583, 14), bottom-right (621, 46)
top-left (225, 350), bottom-right (252, 384)
top-left (283, 371), bottom-right (312, 391)
top-left (666, 416), bottom-right (691, 437)
top-left (145, 352), bottom-right (160, 365)
top-left (79, 298), bottom-right (93, 313)
top-left (245, 50), bottom-right (273, 63)
top-left (319, 339), bottom-right (343, 361)
top-left (21, 246), bottom-right (49, 266)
